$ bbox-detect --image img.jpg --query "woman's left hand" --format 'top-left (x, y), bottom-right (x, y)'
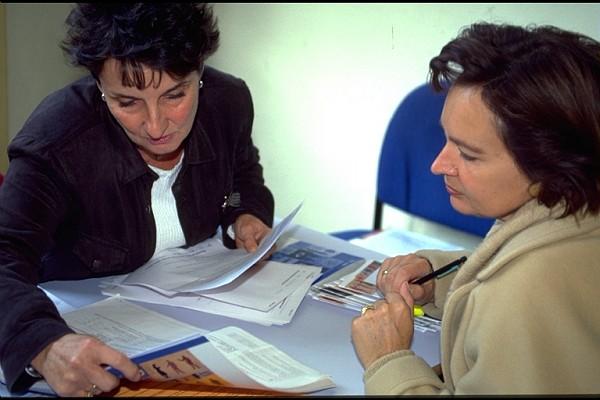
top-left (351, 282), bottom-right (415, 369)
top-left (233, 213), bottom-right (272, 254)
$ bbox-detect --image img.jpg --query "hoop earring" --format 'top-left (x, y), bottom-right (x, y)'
top-left (198, 80), bottom-right (204, 89)
top-left (101, 92), bottom-right (106, 102)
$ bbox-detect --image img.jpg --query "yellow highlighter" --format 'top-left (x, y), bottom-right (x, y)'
top-left (413, 305), bottom-right (425, 317)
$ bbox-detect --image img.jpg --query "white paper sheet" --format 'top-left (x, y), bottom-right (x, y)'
top-left (197, 261), bottom-right (321, 311)
top-left (40, 287), bottom-right (77, 314)
top-left (350, 227), bottom-right (464, 256)
top-left (101, 262), bottom-right (321, 326)
top-left (117, 203), bottom-right (302, 294)
top-left (61, 297), bottom-right (207, 356)
top-left (205, 326), bottom-right (335, 392)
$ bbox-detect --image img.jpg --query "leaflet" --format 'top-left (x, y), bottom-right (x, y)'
top-left (20, 297), bottom-right (335, 395)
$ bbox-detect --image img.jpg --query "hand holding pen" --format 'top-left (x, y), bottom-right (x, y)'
top-left (411, 255), bottom-right (467, 285)
top-left (377, 254), bottom-right (467, 304)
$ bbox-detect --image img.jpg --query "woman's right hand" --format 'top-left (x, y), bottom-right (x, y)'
top-left (376, 253), bottom-right (435, 304)
top-left (31, 333), bottom-right (143, 397)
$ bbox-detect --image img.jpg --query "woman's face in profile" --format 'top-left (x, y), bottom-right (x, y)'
top-left (97, 58), bottom-right (201, 169)
top-left (431, 85), bottom-right (533, 220)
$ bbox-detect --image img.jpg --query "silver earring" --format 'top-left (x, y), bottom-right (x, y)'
top-left (199, 80), bottom-right (203, 89)
top-left (101, 92), bottom-right (106, 102)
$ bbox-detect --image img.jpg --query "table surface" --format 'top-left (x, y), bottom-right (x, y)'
top-left (5, 223), bottom-right (443, 397)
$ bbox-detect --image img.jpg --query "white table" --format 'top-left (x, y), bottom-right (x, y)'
top-left (6, 223), bottom-right (442, 396)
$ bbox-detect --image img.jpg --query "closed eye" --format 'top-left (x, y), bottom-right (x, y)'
top-left (118, 99), bottom-right (137, 108)
top-left (165, 92), bottom-right (185, 100)
top-left (459, 150), bottom-right (477, 161)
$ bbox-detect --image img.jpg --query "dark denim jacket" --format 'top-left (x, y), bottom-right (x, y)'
top-left (0, 66), bottom-right (274, 392)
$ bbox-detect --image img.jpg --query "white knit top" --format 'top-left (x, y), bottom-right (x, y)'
top-left (147, 154), bottom-right (186, 257)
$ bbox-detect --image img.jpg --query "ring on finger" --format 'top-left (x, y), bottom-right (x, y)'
top-left (87, 384), bottom-right (100, 397)
top-left (360, 304), bottom-right (376, 316)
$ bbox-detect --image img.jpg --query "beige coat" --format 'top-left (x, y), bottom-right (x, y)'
top-left (364, 199), bottom-right (600, 394)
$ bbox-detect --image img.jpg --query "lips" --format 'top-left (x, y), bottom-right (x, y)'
top-left (445, 183), bottom-right (461, 195)
top-left (148, 134), bottom-right (173, 145)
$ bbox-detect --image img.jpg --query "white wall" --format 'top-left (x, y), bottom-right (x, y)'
top-left (208, 3), bottom-right (600, 233)
top-left (6, 3), bottom-right (600, 234)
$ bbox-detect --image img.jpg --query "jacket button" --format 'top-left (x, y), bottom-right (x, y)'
top-left (92, 259), bottom-right (103, 269)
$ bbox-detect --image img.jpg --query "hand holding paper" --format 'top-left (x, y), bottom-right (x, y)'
top-left (119, 203), bottom-right (302, 295)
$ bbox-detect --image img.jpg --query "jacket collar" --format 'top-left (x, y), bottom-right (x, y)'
top-left (449, 199), bottom-right (600, 290)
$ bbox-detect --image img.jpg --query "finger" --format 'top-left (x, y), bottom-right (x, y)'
top-left (101, 350), bottom-right (144, 382)
top-left (376, 262), bottom-right (388, 288)
top-left (385, 287), bottom-right (412, 311)
top-left (236, 236), bottom-right (258, 252)
top-left (377, 257), bottom-right (399, 289)
top-left (400, 281), bottom-right (415, 309)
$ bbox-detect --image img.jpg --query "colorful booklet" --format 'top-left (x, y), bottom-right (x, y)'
top-left (309, 260), bottom-right (441, 333)
top-left (0, 297), bottom-right (335, 396)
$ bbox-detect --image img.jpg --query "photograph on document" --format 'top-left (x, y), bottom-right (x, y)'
top-left (138, 348), bottom-right (232, 388)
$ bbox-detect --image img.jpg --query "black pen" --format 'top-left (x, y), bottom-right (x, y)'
top-left (411, 255), bottom-right (467, 285)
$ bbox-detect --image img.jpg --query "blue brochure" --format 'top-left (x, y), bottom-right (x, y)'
top-left (269, 241), bottom-right (364, 283)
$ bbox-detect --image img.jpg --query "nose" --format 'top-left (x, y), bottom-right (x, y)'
top-left (144, 104), bottom-right (168, 139)
top-left (431, 144), bottom-right (457, 176)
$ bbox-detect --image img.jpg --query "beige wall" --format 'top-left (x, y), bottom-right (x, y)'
top-left (6, 3), bottom-right (85, 141)
top-left (210, 3), bottom-right (600, 233)
top-left (0, 4), bottom-right (7, 173)
top-left (5, 3), bottom-right (600, 232)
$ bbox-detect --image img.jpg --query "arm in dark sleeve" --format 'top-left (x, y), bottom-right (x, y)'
top-left (0, 149), bottom-right (75, 392)
top-left (220, 80), bottom-right (275, 247)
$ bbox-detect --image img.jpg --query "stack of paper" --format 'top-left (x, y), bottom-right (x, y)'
top-left (102, 260), bottom-right (320, 326)
top-left (101, 204), bottom-right (322, 326)
top-left (309, 259), bottom-right (441, 333)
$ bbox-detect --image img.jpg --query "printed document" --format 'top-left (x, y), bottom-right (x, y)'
top-left (64, 297), bottom-right (335, 394)
top-left (101, 261), bottom-right (320, 326)
top-left (118, 203), bottom-right (302, 295)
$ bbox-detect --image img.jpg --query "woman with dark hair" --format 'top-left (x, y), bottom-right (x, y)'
top-left (351, 22), bottom-right (600, 394)
top-left (0, 3), bottom-right (274, 396)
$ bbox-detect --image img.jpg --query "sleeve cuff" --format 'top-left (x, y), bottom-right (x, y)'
top-left (364, 350), bottom-right (445, 395)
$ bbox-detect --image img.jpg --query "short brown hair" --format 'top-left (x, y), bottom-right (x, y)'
top-left (429, 22), bottom-right (600, 217)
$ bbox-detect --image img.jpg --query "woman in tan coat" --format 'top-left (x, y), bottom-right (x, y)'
top-left (351, 22), bottom-right (600, 395)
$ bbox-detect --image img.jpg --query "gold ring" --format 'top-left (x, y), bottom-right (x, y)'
top-left (382, 269), bottom-right (389, 276)
top-left (87, 384), bottom-right (99, 397)
top-left (361, 304), bottom-right (376, 316)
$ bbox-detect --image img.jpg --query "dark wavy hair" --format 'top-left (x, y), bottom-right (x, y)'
top-left (429, 22), bottom-right (600, 217)
top-left (60, 3), bottom-right (220, 89)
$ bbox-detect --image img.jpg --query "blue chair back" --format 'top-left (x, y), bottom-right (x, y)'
top-left (376, 84), bottom-right (493, 237)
